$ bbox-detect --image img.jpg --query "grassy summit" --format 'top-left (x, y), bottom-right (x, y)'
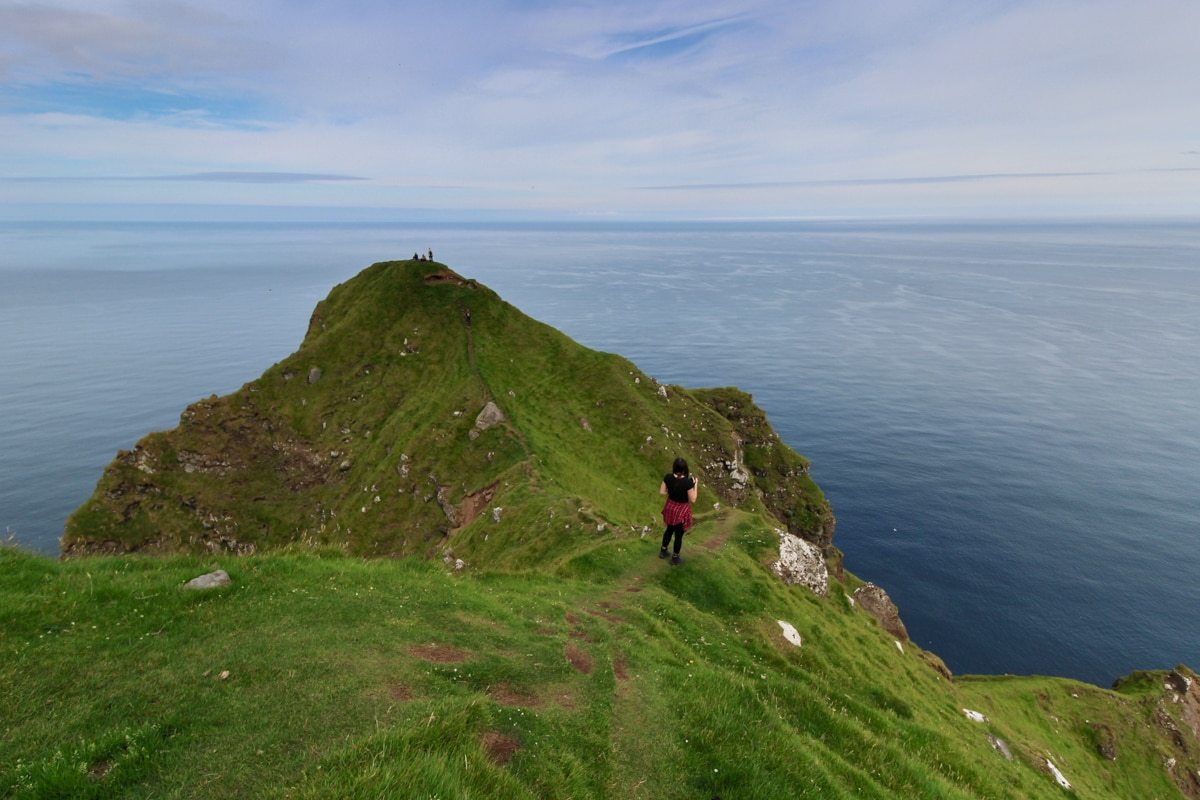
top-left (62, 259), bottom-right (831, 566)
top-left (4, 260), bottom-right (1197, 798)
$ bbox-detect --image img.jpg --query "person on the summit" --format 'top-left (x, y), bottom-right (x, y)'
top-left (659, 457), bottom-right (697, 565)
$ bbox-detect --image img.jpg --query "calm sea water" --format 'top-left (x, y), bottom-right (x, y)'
top-left (2, 219), bottom-right (1197, 685)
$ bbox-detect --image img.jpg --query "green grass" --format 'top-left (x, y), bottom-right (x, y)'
top-left (26, 259), bottom-right (1199, 797)
top-left (4, 537), bottom-right (1196, 799)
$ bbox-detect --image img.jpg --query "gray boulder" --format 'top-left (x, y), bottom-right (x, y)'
top-left (771, 530), bottom-right (828, 596)
top-left (474, 401), bottom-right (505, 432)
top-left (183, 569), bottom-right (231, 590)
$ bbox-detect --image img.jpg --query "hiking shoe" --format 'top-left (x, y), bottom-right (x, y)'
top-left (671, 554), bottom-right (681, 566)
top-left (658, 548), bottom-right (669, 559)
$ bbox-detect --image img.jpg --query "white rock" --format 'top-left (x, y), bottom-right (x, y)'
top-left (777, 620), bottom-right (802, 647)
top-left (474, 401), bottom-right (505, 431)
top-left (770, 531), bottom-right (828, 596)
top-left (491, 507), bottom-right (503, 523)
top-left (183, 570), bottom-right (231, 590)
top-left (962, 708), bottom-right (988, 723)
top-left (454, 559), bottom-right (465, 571)
top-left (1044, 758), bottom-right (1072, 790)
top-left (895, 641), bottom-right (904, 654)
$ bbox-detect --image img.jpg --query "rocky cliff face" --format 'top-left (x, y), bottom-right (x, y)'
top-left (62, 260), bottom-right (836, 568)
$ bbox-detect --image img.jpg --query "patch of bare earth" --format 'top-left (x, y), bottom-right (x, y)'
top-left (388, 683), bottom-right (415, 701)
top-left (480, 731), bottom-right (520, 766)
top-left (613, 656), bottom-right (629, 681)
top-left (489, 682), bottom-right (540, 708)
top-left (409, 643), bottom-right (470, 663)
top-left (565, 643), bottom-right (593, 674)
top-left (87, 761), bottom-right (111, 781)
top-left (584, 608), bottom-right (623, 624)
top-left (564, 612), bottom-right (580, 625)
top-left (703, 526), bottom-right (736, 550)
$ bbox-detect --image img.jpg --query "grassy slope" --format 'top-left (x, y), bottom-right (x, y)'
top-left (22, 260), bottom-right (1198, 798)
top-left (61, 260), bottom-right (827, 568)
top-left (4, 525), bottom-right (1196, 799)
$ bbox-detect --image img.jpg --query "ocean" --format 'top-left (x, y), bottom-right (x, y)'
top-left (1, 218), bottom-right (1197, 686)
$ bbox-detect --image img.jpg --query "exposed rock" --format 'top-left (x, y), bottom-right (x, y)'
top-left (338, 460), bottom-right (352, 471)
top-left (491, 507), bottom-right (503, 523)
top-left (987, 734), bottom-right (1013, 760)
top-left (919, 650), bottom-right (953, 680)
top-left (852, 583), bottom-right (909, 642)
top-left (454, 558), bottom-right (465, 571)
top-left (182, 569), bottom-right (231, 590)
top-left (777, 620), bottom-right (802, 647)
top-left (657, 385), bottom-right (668, 399)
top-left (962, 708), bottom-right (988, 723)
top-left (474, 401), bottom-right (505, 431)
top-left (1043, 758), bottom-right (1072, 790)
top-left (579, 417), bottom-right (592, 432)
top-left (1167, 670), bottom-right (1194, 694)
top-left (771, 530), bottom-right (828, 596)
top-left (307, 366), bottom-right (322, 384)
top-left (1091, 722), bottom-right (1118, 760)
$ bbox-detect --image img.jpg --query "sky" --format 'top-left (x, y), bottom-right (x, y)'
top-left (1, 0), bottom-right (1198, 220)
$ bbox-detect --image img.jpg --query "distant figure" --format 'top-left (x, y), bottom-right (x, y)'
top-left (659, 456), bottom-right (697, 565)
top-left (413, 252), bottom-right (419, 260)
top-left (418, 254), bottom-right (426, 261)
top-left (428, 247), bottom-right (434, 261)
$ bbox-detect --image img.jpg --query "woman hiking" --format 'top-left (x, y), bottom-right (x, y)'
top-left (659, 457), bottom-right (698, 565)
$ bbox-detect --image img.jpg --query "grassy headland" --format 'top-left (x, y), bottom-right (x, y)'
top-left (4, 260), bottom-right (1197, 798)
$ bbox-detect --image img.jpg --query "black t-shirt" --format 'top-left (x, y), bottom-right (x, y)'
top-left (663, 473), bottom-right (695, 503)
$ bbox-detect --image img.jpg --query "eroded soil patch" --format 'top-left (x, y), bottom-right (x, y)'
top-left (409, 643), bottom-right (470, 663)
top-left (565, 643), bottom-right (593, 674)
top-left (489, 682), bottom-right (540, 708)
top-left (480, 731), bottom-right (520, 766)
top-left (388, 683), bottom-right (415, 701)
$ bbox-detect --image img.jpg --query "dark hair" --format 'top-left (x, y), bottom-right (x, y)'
top-left (672, 457), bottom-right (689, 476)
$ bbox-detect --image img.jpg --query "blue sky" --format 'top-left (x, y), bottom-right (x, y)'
top-left (1, 0), bottom-right (1197, 219)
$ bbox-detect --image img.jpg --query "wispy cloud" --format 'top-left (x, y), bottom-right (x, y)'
top-left (641, 168), bottom-right (1200, 191)
top-left (3, 172), bottom-right (367, 183)
top-left (1, 0), bottom-right (1198, 217)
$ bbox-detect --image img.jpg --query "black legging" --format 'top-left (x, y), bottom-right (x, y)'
top-left (661, 524), bottom-right (685, 554)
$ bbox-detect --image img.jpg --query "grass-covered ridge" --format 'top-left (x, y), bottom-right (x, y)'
top-left (12, 259), bottom-right (1196, 798)
top-left (62, 260), bottom-right (831, 568)
top-left (5, 534), bottom-right (1198, 798)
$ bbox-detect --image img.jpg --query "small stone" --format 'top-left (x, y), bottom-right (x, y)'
top-left (777, 620), bottom-right (802, 647)
top-left (454, 558), bottom-right (465, 571)
top-left (987, 734), bottom-right (1013, 760)
top-left (491, 507), bottom-right (503, 523)
top-left (308, 367), bottom-right (322, 384)
top-left (963, 708), bottom-right (988, 723)
top-left (339, 460), bottom-right (352, 471)
top-left (895, 640), bottom-right (904, 654)
top-left (218, 670), bottom-right (231, 681)
top-left (657, 385), bottom-right (668, 398)
top-left (579, 417), bottom-right (592, 432)
top-left (182, 570), bottom-right (231, 590)
top-left (1044, 758), bottom-right (1072, 790)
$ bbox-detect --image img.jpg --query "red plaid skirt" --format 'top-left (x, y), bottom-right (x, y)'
top-left (662, 499), bottom-right (692, 531)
